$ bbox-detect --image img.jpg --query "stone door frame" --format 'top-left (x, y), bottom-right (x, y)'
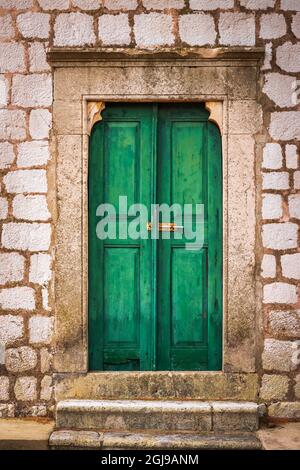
top-left (49, 48), bottom-right (264, 383)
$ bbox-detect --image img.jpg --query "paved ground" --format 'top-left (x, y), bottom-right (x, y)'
top-left (258, 423), bottom-right (300, 450)
top-left (0, 419), bottom-right (299, 450)
top-left (0, 418), bottom-right (54, 450)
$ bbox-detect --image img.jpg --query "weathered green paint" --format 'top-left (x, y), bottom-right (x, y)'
top-left (89, 103), bottom-right (222, 371)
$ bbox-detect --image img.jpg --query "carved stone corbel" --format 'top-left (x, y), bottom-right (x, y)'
top-left (205, 101), bottom-right (223, 135)
top-left (87, 101), bottom-right (106, 135)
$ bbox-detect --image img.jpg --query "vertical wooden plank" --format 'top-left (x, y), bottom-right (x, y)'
top-left (156, 105), bottom-right (172, 370)
top-left (151, 103), bottom-right (158, 370)
top-left (89, 104), bottom-right (154, 371)
top-left (88, 123), bottom-right (104, 370)
top-left (207, 121), bottom-right (223, 370)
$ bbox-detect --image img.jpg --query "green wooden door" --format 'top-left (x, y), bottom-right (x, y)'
top-left (89, 103), bottom-right (222, 371)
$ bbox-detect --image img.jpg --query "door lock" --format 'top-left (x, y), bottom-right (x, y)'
top-left (147, 222), bottom-right (184, 232)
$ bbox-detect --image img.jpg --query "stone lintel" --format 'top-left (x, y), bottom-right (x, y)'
top-left (47, 47), bottom-right (265, 66)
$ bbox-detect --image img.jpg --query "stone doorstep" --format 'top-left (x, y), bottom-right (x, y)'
top-left (56, 400), bottom-right (259, 433)
top-left (49, 430), bottom-right (262, 450)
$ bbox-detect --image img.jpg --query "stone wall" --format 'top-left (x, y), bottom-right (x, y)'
top-left (0, 0), bottom-right (299, 420)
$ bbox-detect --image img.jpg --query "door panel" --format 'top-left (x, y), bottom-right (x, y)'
top-left (171, 122), bottom-right (205, 207)
top-left (171, 248), bottom-right (206, 347)
top-left (89, 102), bottom-right (222, 371)
top-left (104, 122), bottom-right (139, 208)
top-left (89, 104), bottom-right (154, 371)
top-left (156, 104), bottom-right (210, 371)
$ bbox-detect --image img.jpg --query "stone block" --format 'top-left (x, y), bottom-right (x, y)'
top-left (219, 13), bottom-right (255, 46)
top-left (263, 73), bottom-right (296, 108)
top-left (268, 310), bottom-right (300, 339)
top-left (3, 169), bottom-right (47, 194)
top-left (29, 109), bottom-right (52, 140)
top-left (0, 315), bottom-right (24, 346)
top-left (0, 0), bottom-right (32, 5)
top-left (295, 171), bottom-right (300, 189)
top-left (17, 12), bottom-right (50, 39)
top-left (0, 143), bottom-right (14, 169)
top-left (40, 375), bottom-right (53, 400)
top-left (5, 346), bottom-right (37, 372)
top-left (54, 12), bottom-right (96, 46)
top-left (0, 75), bottom-right (8, 108)
top-left (17, 141), bottom-right (50, 168)
top-left (294, 375), bottom-right (300, 399)
top-left (1, 222), bottom-right (51, 251)
top-left (104, 0), bottom-right (137, 9)
top-left (263, 282), bottom-right (297, 304)
top-left (262, 339), bottom-right (297, 371)
top-left (262, 223), bottom-right (298, 250)
top-left (72, 0), bottom-right (101, 8)
top-left (262, 172), bottom-right (289, 190)
top-left (262, 143), bottom-right (283, 169)
top-left (262, 194), bottom-right (282, 219)
top-left (0, 43), bottom-right (25, 73)
top-left (276, 42), bottom-right (300, 72)
top-left (212, 402), bottom-right (258, 432)
top-left (29, 253), bottom-right (52, 285)
top-left (281, 253), bottom-right (300, 279)
top-left (0, 110), bottom-right (26, 141)
top-left (190, 0), bottom-right (234, 9)
top-left (134, 13), bottom-right (174, 47)
top-left (143, 0), bottom-right (184, 8)
top-left (38, 0), bottom-right (70, 9)
top-left (260, 374), bottom-right (289, 401)
top-left (261, 254), bottom-right (276, 278)
top-left (29, 43), bottom-right (50, 73)
top-left (14, 377), bottom-right (37, 401)
top-left (270, 112), bottom-right (300, 140)
top-left (240, 0), bottom-right (275, 7)
top-left (0, 14), bottom-right (14, 40)
top-left (280, 0), bottom-right (300, 11)
top-left (179, 13), bottom-right (216, 46)
top-left (0, 377), bottom-right (9, 401)
top-left (288, 195), bottom-right (300, 219)
top-left (0, 197), bottom-right (8, 220)
top-left (0, 253), bottom-right (25, 284)
top-left (0, 286), bottom-right (35, 310)
top-left (12, 74), bottom-right (52, 108)
top-left (98, 14), bottom-right (131, 45)
top-left (0, 404), bottom-right (14, 418)
top-left (13, 195), bottom-right (51, 221)
top-left (260, 13), bottom-right (286, 39)
top-left (29, 316), bottom-right (53, 344)
top-left (40, 348), bottom-right (52, 373)
top-left (268, 402), bottom-right (300, 419)
top-left (292, 12), bottom-right (300, 38)
top-left (286, 145), bottom-right (298, 169)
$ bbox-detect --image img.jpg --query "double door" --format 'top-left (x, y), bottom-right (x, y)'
top-left (89, 103), bottom-right (222, 371)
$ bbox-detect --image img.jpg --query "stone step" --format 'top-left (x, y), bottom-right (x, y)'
top-left (49, 429), bottom-right (262, 450)
top-left (56, 400), bottom-right (259, 433)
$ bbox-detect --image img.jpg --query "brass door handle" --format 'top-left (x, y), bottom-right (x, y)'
top-left (147, 222), bottom-right (184, 232)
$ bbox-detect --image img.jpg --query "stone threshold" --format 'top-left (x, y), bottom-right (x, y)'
top-left (54, 372), bottom-right (259, 401)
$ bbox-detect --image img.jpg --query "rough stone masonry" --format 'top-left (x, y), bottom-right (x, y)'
top-left (0, 0), bottom-right (300, 420)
